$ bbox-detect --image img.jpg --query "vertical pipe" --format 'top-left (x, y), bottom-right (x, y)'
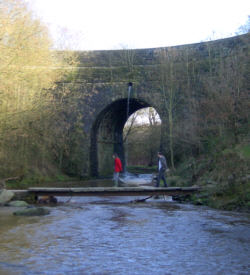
top-left (125, 82), bottom-right (133, 172)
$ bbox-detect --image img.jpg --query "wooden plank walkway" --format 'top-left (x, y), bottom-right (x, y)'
top-left (27, 186), bottom-right (200, 197)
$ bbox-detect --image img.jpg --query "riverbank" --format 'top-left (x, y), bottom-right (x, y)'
top-left (126, 143), bottom-right (250, 212)
top-left (4, 174), bottom-right (249, 213)
top-left (168, 143), bottom-right (250, 212)
top-left (3, 142), bottom-right (250, 212)
top-left (5, 178), bottom-right (114, 190)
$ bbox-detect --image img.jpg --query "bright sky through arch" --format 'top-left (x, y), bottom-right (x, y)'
top-left (26, 0), bottom-right (249, 50)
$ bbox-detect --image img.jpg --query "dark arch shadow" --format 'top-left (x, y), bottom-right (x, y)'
top-left (90, 98), bottom-right (160, 177)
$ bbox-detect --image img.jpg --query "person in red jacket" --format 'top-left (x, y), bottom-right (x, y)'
top-left (112, 153), bottom-right (122, 187)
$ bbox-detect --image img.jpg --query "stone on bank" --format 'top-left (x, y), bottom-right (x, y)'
top-left (0, 189), bottom-right (15, 205)
top-left (13, 207), bottom-right (50, 216)
top-left (8, 200), bottom-right (29, 207)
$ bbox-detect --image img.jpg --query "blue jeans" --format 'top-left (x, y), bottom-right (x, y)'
top-left (156, 169), bottom-right (167, 187)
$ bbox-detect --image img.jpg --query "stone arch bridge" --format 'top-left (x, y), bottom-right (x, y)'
top-left (60, 34), bottom-right (249, 177)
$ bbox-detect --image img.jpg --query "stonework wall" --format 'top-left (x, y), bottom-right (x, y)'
top-left (61, 34), bottom-right (249, 177)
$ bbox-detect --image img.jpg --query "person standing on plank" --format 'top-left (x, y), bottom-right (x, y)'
top-left (156, 152), bottom-right (168, 187)
top-left (112, 153), bottom-right (122, 187)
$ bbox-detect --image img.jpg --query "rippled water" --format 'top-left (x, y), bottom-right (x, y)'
top-left (0, 196), bottom-right (250, 275)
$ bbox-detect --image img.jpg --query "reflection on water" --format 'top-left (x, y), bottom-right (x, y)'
top-left (0, 196), bottom-right (250, 275)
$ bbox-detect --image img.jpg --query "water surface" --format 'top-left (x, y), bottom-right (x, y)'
top-left (0, 196), bottom-right (249, 274)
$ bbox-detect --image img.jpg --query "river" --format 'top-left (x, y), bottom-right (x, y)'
top-left (0, 196), bottom-right (250, 275)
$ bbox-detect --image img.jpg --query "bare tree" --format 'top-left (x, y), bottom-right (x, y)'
top-left (157, 48), bottom-right (179, 169)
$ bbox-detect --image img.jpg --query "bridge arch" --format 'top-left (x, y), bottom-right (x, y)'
top-left (90, 97), bottom-right (162, 177)
top-left (68, 34), bottom-right (249, 177)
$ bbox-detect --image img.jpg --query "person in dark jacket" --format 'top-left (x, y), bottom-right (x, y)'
top-left (156, 152), bottom-right (168, 187)
top-left (112, 153), bottom-right (122, 187)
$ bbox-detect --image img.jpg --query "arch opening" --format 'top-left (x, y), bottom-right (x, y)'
top-left (90, 98), bottom-right (162, 177)
top-left (123, 107), bottom-right (161, 169)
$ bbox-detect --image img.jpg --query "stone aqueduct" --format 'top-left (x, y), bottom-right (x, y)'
top-left (61, 34), bottom-right (249, 177)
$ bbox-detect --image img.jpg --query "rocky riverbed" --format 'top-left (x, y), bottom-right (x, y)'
top-left (0, 189), bottom-right (51, 217)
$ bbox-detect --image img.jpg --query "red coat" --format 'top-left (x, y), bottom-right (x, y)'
top-left (114, 157), bottom-right (122, 172)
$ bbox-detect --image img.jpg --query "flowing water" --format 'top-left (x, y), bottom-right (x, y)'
top-left (120, 172), bottom-right (153, 186)
top-left (0, 195), bottom-right (249, 275)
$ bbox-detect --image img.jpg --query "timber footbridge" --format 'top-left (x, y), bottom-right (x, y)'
top-left (13, 186), bottom-right (200, 198)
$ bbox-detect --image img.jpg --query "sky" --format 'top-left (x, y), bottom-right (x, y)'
top-left (26, 0), bottom-right (249, 51)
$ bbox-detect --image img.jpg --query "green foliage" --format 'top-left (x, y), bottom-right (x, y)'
top-left (167, 176), bottom-right (186, 187)
top-left (0, 0), bottom-right (79, 182)
top-left (124, 112), bottom-right (161, 167)
top-left (172, 139), bottom-right (250, 211)
top-left (127, 165), bottom-right (157, 174)
top-left (238, 144), bottom-right (250, 159)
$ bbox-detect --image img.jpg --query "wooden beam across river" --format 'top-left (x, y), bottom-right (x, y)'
top-left (26, 186), bottom-right (200, 197)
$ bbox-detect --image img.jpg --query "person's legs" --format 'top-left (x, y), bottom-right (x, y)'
top-left (156, 169), bottom-right (167, 187)
top-left (113, 172), bottom-right (119, 186)
top-left (162, 173), bottom-right (167, 187)
top-left (156, 171), bottom-right (162, 187)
